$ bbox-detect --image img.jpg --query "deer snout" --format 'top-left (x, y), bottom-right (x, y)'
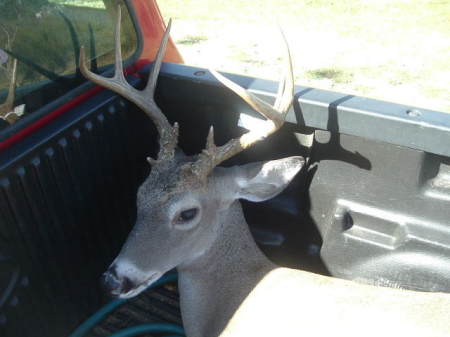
top-left (101, 265), bottom-right (134, 297)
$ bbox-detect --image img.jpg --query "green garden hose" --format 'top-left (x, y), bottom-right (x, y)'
top-left (68, 273), bottom-right (184, 337)
top-left (107, 323), bottom-right (184, 337)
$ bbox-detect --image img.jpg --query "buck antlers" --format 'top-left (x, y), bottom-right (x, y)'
top-left (80, 6), bottom-right (293, 177)
top-left (191, 42), bottom-right (293, 177)
top-left (79, 7), bottom-right (178, 164)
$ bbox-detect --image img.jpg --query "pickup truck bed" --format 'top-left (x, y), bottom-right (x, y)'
top-left (1, 60), bottom-right (450, 336)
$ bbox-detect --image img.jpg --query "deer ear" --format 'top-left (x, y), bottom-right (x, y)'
top-left (233, 156), bottom-right (305, 202)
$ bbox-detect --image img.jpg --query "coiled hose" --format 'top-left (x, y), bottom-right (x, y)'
top-left (69, 273), bottom-right (184, 337)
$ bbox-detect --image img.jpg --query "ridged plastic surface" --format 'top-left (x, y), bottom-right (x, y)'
top-left (0, 96), bottom-right (150, 336)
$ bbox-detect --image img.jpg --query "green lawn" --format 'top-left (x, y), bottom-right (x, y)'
top-left (158, 0), bottom-right (450, 112)
top-left (0, 3), bottom-right (135, 93)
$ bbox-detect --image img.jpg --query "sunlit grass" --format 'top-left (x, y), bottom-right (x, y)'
top-left (159, 0), bottom-right (450, 112)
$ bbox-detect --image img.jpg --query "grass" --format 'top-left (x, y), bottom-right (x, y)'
top-left (1, 0), bottom-right (448, 112)
top-left (0, 3), bottom-right (136, 93)
top-left (177, 35), bottom-right (208, 45)
top-left (158, 0), bottom-right (450, 112)
top-left (307, 68), bottom-right (354, 85)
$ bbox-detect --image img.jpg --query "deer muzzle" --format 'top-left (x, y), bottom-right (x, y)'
top-left (101, 265), bottom-right (135, 297)
top-left (102, 261), bottom-right (164, 298)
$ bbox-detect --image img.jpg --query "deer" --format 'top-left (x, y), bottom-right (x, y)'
top-left (79, 6), bottom-right (450, 337)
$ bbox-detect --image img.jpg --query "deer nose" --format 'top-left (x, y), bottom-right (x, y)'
top-left (101, 265), bottom-right (134, 296)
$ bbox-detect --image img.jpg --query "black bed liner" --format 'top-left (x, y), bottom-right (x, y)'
top-left (92, 284), bottom-right (181, 337)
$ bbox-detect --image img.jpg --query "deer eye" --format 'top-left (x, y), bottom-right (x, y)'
top-left (177, 208), bottom-right (199, 223)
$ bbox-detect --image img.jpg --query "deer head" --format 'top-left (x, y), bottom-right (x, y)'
top-left (80, 6), bottom-right (304, 299)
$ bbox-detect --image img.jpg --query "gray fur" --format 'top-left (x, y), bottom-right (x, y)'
top-left (105, 153), bottom-right (450, 337)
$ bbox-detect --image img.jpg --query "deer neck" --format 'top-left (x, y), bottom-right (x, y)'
top-left (177, 201), bottom-right (276, 337)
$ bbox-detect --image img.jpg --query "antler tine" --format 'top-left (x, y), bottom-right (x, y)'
top-left (0, 58), bottom-right (17, 116)
top-left (79, 5), bottom-right (178, 162)
top-left (113, 5), bottom-right (125, 81)
top-left (190, 36), bottom-right (294, 178)
top-left (144, 19), bottom-right (172, 98)
top-left (274, 28), bottom-right (293, 112)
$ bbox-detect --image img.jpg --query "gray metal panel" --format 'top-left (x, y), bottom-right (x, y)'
top-left (160, 62), bottom-right (450, 157)
top-left (294, 89), bottom-right (450, 158)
